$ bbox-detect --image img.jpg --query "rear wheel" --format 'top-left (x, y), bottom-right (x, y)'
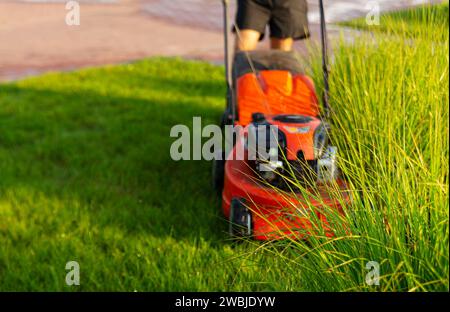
top-left (229, 198), bottom-right (253, 238)
top-left (212, 150), bottom-right (225, 195)
top-left (220, 109), bottom-right (233, 129)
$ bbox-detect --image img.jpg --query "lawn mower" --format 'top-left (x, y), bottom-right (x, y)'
top-left (212, 0), bottom-right (352, 240)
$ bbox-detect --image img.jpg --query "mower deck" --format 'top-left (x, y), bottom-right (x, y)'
top-left (222, 130), bottom-right (352, 240)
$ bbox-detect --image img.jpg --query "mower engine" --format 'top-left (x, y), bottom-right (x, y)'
top-left (246, 113), bottom-right (337, 188)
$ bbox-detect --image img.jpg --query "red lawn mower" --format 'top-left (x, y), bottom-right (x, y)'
top-left (212, 0), bottom-right (352, 240)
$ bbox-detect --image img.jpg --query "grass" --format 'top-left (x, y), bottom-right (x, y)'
top-left (341, 1), bottom-right (449, 41)
top-left (0, 59), bottom-right (302, 291)
top-left (0, 4), bottom-right (448, 291)
top-left (262, 2), bottom-right (449, 291)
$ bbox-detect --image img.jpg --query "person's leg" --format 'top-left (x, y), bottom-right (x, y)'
top-left (234, 0), bottom-right (271, 51)
top-left (236, 29), bottom-right (261, 51)
top-left (270, 37), bottom-right (293, 51)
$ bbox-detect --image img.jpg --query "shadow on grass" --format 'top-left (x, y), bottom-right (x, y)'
top-left (0, 76), bottom-right (228, 244)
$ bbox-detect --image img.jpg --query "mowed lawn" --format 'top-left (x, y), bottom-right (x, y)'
top-left (0, 59), bottom-right (298, 291)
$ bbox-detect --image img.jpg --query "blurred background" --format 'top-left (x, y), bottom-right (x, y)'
top-left (0, 0), bottom-right (439, 81)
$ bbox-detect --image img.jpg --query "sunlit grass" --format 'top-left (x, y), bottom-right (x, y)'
top-left (0, 3), bottom-right (447, 291)
top-left (0, 59), bottom-right (304, 291)
top-left (341, 1), bottom-right (449, 41)
top-left (260, 2), bottom-right (449, 291)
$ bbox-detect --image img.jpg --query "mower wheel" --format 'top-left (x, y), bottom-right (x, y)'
top-left (229, 198), bottom-right (253, 238)
top-left (212, 150), bottom-right (225, 195)
top-left (220, 108), bottom-right (233, 129)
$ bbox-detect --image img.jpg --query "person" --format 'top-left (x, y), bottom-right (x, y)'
top-left (234, 0), bottom-right (310, 51)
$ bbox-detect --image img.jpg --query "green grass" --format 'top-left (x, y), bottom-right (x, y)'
top-left (263, 2), bottom-right (449, 291)
top-left (0, 59), bottom-right (304, 291)
top-left (341, 1), bottom-right (449, 41)
top-left (0, 4), bottom-right (448, 291)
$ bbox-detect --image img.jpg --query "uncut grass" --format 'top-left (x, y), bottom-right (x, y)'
top-left (341, 1), bottom-right (449, 41)
top-left (261, 5), bottom-right (449, 291)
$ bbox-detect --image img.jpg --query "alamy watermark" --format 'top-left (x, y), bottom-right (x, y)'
top-left (65, 260), bottom-right (80, 286)
top-left (365, 261), bottom-right (380, 286)
top-left (170, 117), bottom-right (281, 166)
top-left (365, 1), bottom-right (380, 26)
top-left (66, 1), bottom-right (80, 26)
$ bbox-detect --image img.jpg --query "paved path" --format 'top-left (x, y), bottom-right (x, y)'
top-left (0, 0), bottom-right (438, 81)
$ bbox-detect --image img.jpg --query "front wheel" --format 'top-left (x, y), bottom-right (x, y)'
top-left (229, 198), bottom-right (252, 238)
top-left (212, 150), bottom-right (225, 196)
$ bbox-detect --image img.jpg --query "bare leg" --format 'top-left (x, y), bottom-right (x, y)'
top-left (270, 38), bottom-right (294, 51)
top-left (235, 29), bottom-right (260, 51)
